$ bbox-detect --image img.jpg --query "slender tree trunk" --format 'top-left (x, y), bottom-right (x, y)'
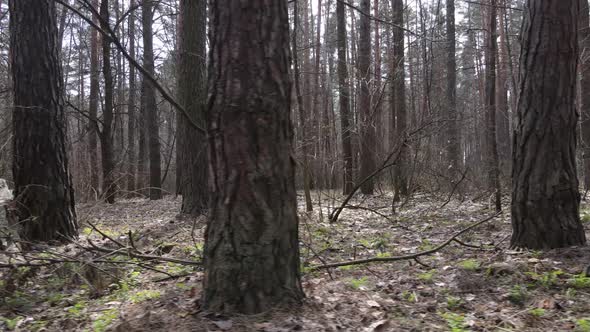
top-left (100, 0), bottom-right (116, 204)
top-left (496, 0), bottom-right (511, 175)
top-left (484, 0), bottom-right (501, 212)
top-left (337, 0), bottom-right (354, 195)
top-left (203, 0), bottom-right (305, 314)
top-left (126, 0), bottom-right (137, 194)
top-left (88, 0), bottom-right (100, 198)
top-left (293, 0), bottom-right (313, 211)
top-left (9, 0), bottom-right (78, 242)
top-left (142, 0), bottom-right (162, 200)
top-left (511, 0), bottom-right (586, 249)
top-left (358, 0), bottom-right (375, 195)
top-left (177, 0), bottom-right (207, 215)
top-left (392, 0), bottom-right (408, 196)
top-left (446, 0), bottom-right (460, 176)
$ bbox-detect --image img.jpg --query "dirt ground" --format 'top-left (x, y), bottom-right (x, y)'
top-left (1, 191), bottom-right (590, 331)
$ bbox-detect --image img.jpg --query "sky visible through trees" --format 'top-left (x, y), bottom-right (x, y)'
top-left (1, 0), bottom-right (590, 331)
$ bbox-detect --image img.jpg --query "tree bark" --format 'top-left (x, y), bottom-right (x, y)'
top-left (496, 0), bottom-right (511, 175)
top-left (126, 0), bottom-right (137, 194)
top-left (141, 0), bottom-right (162, 200)
top-left (337, 0), bottom-right (354, 195)
top-left (446, 0), bottom-right (460, 176)
top-left (358, 0), bottom-right (375, 195)
top-left (100, 0), bottom-right (116, 204)
top-left (88, 0), bottom-right (100, 198)
top-left (9, 0), bottom-right (78, 242)
top-left (203, 0), bottom-right (304, 313)
top-left (177, 0), bottom-right (207, 215)
top-left (511, 0), bottom-right (586, 249)
top-left (579, 0), bottom-right (590, 190)
top-left (485, 0), bottom-right (501, 212)
top-left (293, 0), bottom-right (313, 211)
top-left (392, 0), bottom-right (408, 196)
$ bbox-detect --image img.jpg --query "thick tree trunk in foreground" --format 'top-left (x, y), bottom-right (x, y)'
top-left (337, 0), bottom-right (354, 195)
top-left (511, 0), bottom-right (586, 249)
top-left (203, 0), bottom-right (304, 313)
top-left (177, 0), bottom-right (207, 215)
top-left (580, 0), bottom-right (590, 190)
top-left (142, 0), bottom-right (162, 200)
top-left (9, 0), bottom-right (78, 242)
top-left (358, 0), bottom-right (375, 195)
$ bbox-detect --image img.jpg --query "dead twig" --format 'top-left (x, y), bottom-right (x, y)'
top-left (309, 212), bottom-right (501, 271)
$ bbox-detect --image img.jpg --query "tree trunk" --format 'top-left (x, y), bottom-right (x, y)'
top-left (337, 0), bottom-right (354, 195)
top-left (100, 0), bottom-right (116, 204)
top-left (392, 0), bottom-right (408, 196)
top-left (9, 0), bottom-right (78, 242)
top-left (580, 0), bottom-right (590, 190)
top-left (126, 0), bottom-right (137, 194)
top-left (358, 0), bottom-right (375, 195)
top-left (446, 0), bottom-right (460, 176)
top-left (142, 0), bottom-right (162, 200)
top-left (177, 0), bottom-right (207, 215)
top-left (496, 0), bottom-right (511, 175)
top-left (293, 0), bottom-right (313, 211)
top-left (511, 0), bottom-right (586, 249)
top-left (88, 0), bottom-right (100, 198)
top-left (485, 0), bottom-right (501, 212)
top-left (374, 0), bottom-right (382, 160)
top-left (203, 0), bottom-right (305, 313)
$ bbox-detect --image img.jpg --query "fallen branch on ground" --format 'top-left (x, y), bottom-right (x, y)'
top-left (309, 212), bottom-right (501, 271)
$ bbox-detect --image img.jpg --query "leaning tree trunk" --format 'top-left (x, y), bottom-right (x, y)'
top-left (202, 0), bottom-right (305, 314)
top-left (142, 0), bottom-right (162, 200)
top-left (177, 0), bottom-right (207, 215)
top-left (9, 0), bottom-right (78, 242)
top-left (511, 0), bottom-right (586, 249)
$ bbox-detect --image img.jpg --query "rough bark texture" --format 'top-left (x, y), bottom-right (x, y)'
top-left (100, 0), bottom-right (116, 204)
top-left (203, 0), bottom-right (304, 313)
top-left (177, 0), bottom-right (207, 215)
top-left (126, 0), bottom-right (137, 194)
top-left (511, 0), bottom-right (586, 249)
top-left (446, 0), bottom-right (460, 175)
top-left (485, 0), bottom-right (501, 212)
top-left (337, 0), bottom-right (354, 195)
top-left (9, 0), bottom-right (78, 242)
top-left (141, 0), bottom-right (162, 200)
top-left (392, 0), bottom-right (408, 196)
top-left (580, 0), bottom-right (590, 190)
top-left (358, 0), bottom-right (375, 195)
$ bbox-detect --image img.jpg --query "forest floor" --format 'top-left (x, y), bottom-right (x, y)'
top-left (2, 191), bottom-right (590, 331)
